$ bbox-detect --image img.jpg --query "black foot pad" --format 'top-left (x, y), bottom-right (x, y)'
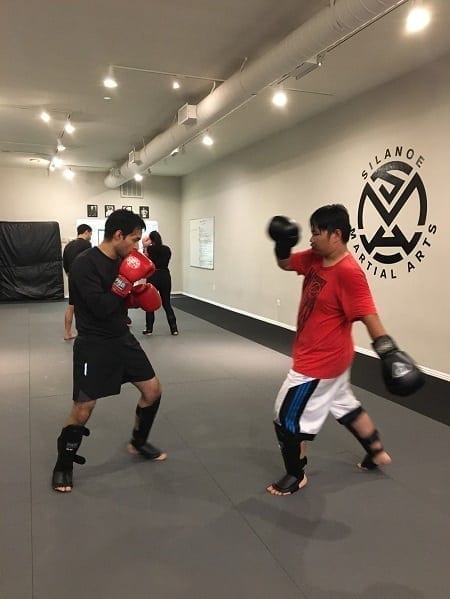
top-left (130, 442), bottom-right (165, 460)
top-left (271, 473), bottom-right (305, 495)
top-left (359, 453), bottom-right (379, 470)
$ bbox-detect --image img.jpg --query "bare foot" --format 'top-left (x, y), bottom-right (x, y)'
top-left (127, 443), bottom-right (167, 461)
top-left (54, 485), bottom-right (72, 493)
top-left (266, 474), bottom-right (308, 496)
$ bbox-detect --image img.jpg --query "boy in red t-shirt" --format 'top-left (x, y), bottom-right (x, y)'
top-left (266, 205), bottom-right (423, 496)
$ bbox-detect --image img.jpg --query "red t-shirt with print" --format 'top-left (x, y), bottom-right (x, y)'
top-left (289, 249), bottom-right (377, 378)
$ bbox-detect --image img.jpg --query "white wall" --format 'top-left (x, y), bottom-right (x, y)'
top-left (181, 53), bottom-right (450, 376)
top-left (0, 169), bottom-right (182, 291)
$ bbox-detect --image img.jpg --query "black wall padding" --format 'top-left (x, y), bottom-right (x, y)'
top-left (0, 221), bottom-right (64, 301)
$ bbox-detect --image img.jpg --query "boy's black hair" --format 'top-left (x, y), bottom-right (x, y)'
top-left (104, 209), bottom-right (146, 240)
top-left (310, 204), bottom-right (351, 243)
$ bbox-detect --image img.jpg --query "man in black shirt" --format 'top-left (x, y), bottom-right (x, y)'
top-left (63, 224), bottom-right (92, 340)
top-left (52, 210), bottom-right (166, 492)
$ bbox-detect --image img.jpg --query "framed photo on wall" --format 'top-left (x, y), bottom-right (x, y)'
top-left (87, 204), bottom-right (98, 218)
top-left (105, 205), bottom-right (115, 217)
top-left (122, 205), bottom-right (133, 211)
top-left (139, 206), bottom-right (150, 219)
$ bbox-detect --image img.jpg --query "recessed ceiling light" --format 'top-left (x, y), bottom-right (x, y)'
top-left (406, 6), bottom-right (431, 32)
top-left (40, 111), bottom-right (50, 122)
top-left (202, 133), bottom-right (213, 146)
top-left (272, 90), bottom-right (287, 107)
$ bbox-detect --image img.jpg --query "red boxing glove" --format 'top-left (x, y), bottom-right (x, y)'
top-left (126, 283), bottom-right (161, 312)
top-left (111, 274), bottom-right (133, 298)
top-left (119, 250), bottom-right (155, 283)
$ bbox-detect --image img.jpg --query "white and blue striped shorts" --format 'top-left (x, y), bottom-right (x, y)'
top-left (273, 368), bottom-right (361, 438)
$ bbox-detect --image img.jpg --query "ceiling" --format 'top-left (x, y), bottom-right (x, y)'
top-left (1, 0), bottom-right (449, 180)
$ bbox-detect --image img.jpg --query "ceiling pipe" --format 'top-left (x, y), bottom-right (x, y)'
top-left (104, 0), bottom-right (405, 188)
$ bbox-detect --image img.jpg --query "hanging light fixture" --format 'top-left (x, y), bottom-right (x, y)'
top-left (63, 168), bottom-right (75, 180)
top-left (64, 116), bottom-right (75, 134)
top-left (52, 155), bottom-right (64, 168)
top-left (103, 66), bottom-right (118, 88)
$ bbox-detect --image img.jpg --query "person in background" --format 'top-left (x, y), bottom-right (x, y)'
top-left (52, 209), bottom-right (165, 493)
top-left (266, 205), bottom-right (424, 496)
top-left (142, 230), bottom-right (178, 336)
top-left (63, 224), bottom-right (92, 340)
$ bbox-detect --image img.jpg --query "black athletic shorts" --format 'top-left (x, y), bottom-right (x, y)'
top-left (72, 332), bottom-right (155, 402)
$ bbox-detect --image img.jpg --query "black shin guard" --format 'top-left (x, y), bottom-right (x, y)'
top-left (274, 423), bottom-right (307, 477)
top-left (271, 423), bottom-right (307, 494)
top-left (131, 398), bottom-right (161, 450)
top-left (339, 408), bottom-right (383, 469)
top-left (52, 424), bottom-right (90, 489)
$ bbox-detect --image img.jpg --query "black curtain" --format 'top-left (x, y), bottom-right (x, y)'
top-left (0, 221), bottom-right (64, 301)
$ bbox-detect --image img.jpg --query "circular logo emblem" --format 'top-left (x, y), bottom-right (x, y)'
top-left (353, 148), bottom-right (436, 279)
top-left (358, 160), bottom-right (426, 264)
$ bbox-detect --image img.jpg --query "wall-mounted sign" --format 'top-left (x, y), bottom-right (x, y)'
top-left (352, 146), bottom-right (437, 279)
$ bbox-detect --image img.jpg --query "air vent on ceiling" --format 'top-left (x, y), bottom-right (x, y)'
top-left (128, 149), bottom-right (143, 166)
top-left (120, 180), bottom-right (143, 198)
top-left (177, 103), bottom-right (197, 125)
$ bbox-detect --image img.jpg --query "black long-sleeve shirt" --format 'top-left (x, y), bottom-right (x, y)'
top-left (69, 247), bottom-right (128, 339)
top-left (62, 238), bottom-right (91, 274)
top-left (145, 245), bottom-right (171, 270)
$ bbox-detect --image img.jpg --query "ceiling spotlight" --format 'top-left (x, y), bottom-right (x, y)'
top-left (170, 147), bottom-right (180, 156)
top-left (406, 5), bottom-right (431, 32)
top-left (172, 80), bottom-right (180, 90)
top-left (103, 66), bottom-right (118, 88)
top-left (40, 111), bottom-right (51, 123)
top-left (63, 168), bottom-right (75, 181)
top-left (272, 90), bottom-right (287, 107)
top-left (49, 162), bottom-right (56, 172)
top-left (57, 139), bottom-right (66, 152)
top-left (134, 173), bottom-right (143, 182)
top-left (64, 120), bottom-right (75, 134)
top-left (52, 156), bottom-right (64, 168)
top-left (202, 133), bottom-right (214, 146)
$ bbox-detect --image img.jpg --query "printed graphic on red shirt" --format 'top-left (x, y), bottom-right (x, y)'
top-left (297, 268), bottom-right (327, 335)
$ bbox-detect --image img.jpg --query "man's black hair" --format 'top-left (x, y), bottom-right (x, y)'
top-left (310, 204), bottom-right (351, 243)
top-left (104, 209), bottom-right (146, 240)
top-left (77, 224), bottom-right (92, 235)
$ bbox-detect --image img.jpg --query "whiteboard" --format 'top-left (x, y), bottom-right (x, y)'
top-left (190, 217), bottom-right (214, 269)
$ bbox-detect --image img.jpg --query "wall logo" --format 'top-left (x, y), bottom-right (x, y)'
top-left (351, 146), bottom-right (436, 279)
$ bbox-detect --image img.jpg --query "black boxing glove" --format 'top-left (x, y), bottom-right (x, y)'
top-left (267, 215), bottom-right (300, 260)
top-left (372, 335), bottom-right (425, 397)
